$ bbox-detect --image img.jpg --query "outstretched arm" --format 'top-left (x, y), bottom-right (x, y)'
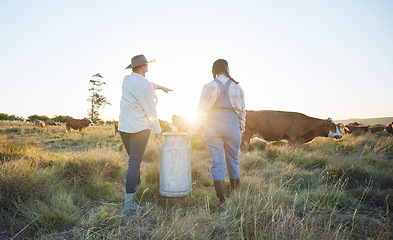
top-left (151, 83), bottom-right (173, 93)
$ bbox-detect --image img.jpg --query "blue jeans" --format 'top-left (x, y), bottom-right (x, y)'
top-left (120, 129), bottom-right (151, 193)
top-left (205, 110), bottom-right (241, 181)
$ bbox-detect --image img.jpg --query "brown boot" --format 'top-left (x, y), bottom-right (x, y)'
top-left (230, 178), bottom-right (240, 190)
top-left (213, 180), bottom-right (225, 203)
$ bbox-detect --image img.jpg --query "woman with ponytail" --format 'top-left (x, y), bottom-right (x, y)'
top-left (189, 59), bottom-right (246, 203)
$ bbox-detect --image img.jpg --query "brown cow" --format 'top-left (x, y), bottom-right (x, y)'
top-left (369, 125), bottom-right (386, 133)
top-left (66, 118), bottom-right (94, 133)
top-left (346, 122), bottom-right (364, 126)
top-left (45, 120), bottom-right (57, 126)
top-left (240, 110), bottom-right (343, 152)
top-left (386, 122), bottom-right (393, 134)
top-left (34, 120), bottom-right (45, 128)
top-left (337, 123), bottom-right (345, 135)
top-left (114, 121), bottom-right (119, 135)
top-left (344, 124), bottom-right (369, 134)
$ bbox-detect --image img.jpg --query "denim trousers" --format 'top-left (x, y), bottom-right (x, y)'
top-left (205, 110), bottom-right (241, 181)
top-left (120, 129), bottom-right (151, 193)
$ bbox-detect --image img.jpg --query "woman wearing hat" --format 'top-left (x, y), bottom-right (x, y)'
top-left (119, 54), bottom-right (171, 214)
top-left (189, 59), bottom-right (246, 203)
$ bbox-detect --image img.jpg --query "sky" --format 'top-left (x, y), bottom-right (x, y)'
top-left (1, 0), bottom-right (392, 122)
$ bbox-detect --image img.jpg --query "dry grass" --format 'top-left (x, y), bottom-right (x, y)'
top-left (0, 121), bottom-right (392, 239)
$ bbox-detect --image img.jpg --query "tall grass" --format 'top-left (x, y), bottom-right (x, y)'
top-left (0, 122), bottom-right (392, 239)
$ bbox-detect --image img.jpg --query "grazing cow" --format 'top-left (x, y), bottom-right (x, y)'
top-left (346, 122), bottom-right (365, 126)
top-left (66, 118), bottom-right (94, 133)
top-left (386, 122), bottom-right (393, 134)
top-left (114, 121), bottom-right (119, 135)
top-left (344, 124), bottom-right (370, 134)
top-left (159, 119), bottom-right (173, 133)
top-left (45, 120), bottom-right (57, 126)
top-left (369, 125), bottom-right (386, 133)
top-left (34, 120), bottom-right (45, 128)
top-left (240, 110), bottom-right (343, 152)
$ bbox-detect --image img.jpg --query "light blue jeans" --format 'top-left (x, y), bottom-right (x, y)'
top-left (205, 109), bottom-right (241, 181)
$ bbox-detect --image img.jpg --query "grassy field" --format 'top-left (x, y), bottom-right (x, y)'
top-left (0, 121), bottom-right (392, 239)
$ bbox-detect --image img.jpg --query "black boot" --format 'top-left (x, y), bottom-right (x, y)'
top-left (213, 180), bottom-right (226, 203)
top-left (230, 178), bottom-right (240, 190)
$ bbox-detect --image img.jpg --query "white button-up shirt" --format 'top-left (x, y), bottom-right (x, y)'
top-left (190, 75), bottom-right (246, 133)
top-left (118, 72), bottom-right (162, 134)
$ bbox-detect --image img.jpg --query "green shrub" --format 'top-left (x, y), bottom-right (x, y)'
top-left (82, 180), bottom-right (121, 201)
top-left (241, 154), bottom-right (268, 170)
top-left (293, 170), bottom-right (319, 189)
top-left (87, 205), bottom-right (121, 229)
top-left (0, 161), bottom-right (53, 212)
top-left (0, 139), bottom-right (25, 162)
top-left (10, 189), bottom-right (81, 235)
top-left (265, 145), bottom-right (279, 159)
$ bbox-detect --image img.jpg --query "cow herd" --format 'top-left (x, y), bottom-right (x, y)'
top-left (34, 120), bottom-right (58, 128)
top-left (343, 121), bottom-right (393, 135)
top-left (33, 118), bottom-right (94, 133)
top-left (33, 112), bottom-right (393, 152)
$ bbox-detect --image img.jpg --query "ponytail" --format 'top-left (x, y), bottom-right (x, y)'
top-left (225, 72), bottom-right (239, 84)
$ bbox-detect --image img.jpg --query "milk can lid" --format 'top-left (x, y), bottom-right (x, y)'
top-left (162, 132), bottom-right (188, 136)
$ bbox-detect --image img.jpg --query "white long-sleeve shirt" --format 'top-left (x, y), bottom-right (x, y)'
top-left (118, 72), bottom-right (162, 134)
top-left (190, 75), bottom-right (246, 133)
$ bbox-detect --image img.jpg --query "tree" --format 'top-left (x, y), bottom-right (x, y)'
top-left (8, 115), bottom-right (25, 121)
top-left (27, 114), bottom-right (49, 122)
top-left (0, 113), bottom-right (9, 121)
top-left (52, 115), bottom-right (73, 123)
top-left (87, 73), bottom-right (111, 123)
top-left (0, 113), bottom-right (25, 121)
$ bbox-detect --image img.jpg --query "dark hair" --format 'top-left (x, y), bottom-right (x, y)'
top-left (212, 59), bottom-right (239, 84)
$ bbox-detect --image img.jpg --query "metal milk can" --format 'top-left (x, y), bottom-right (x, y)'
top-left (159, 132), bottom-right (192, 197)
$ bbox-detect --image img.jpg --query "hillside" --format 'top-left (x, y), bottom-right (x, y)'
top-left (336, 117), bottom-right (393, 126)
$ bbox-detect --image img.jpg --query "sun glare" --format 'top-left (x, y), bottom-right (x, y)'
top-left (183, 112), bottom-right (196, 123)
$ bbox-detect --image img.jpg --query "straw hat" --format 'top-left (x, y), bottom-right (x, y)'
top-left (125, 54), bottom-right (156, 69)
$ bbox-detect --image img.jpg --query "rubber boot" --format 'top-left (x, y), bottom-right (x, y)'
top-left (230, 178), bottom-right (240, 190)
top-left (213, 180), bottom-right (226, 204)
top-left (123, 193), bottom-right (145, 214)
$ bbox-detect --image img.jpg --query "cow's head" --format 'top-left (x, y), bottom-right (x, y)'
top-left (325, 118), bottom-right (342, 139)
top-left (386, 122), bottom-right (393, 134)
top-left (88, 119), bottom-right (94, 126)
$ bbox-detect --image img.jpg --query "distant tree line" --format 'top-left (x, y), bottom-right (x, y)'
top-left (0, 113), bottom-right (25, 121)
top-left (0, 113), bottom-right (115, 125)
top-left (0, 113), bottom-right (73, 123)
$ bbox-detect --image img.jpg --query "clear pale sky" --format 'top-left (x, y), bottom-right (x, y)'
top-left (1, 0), bottom-right (392, 122)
